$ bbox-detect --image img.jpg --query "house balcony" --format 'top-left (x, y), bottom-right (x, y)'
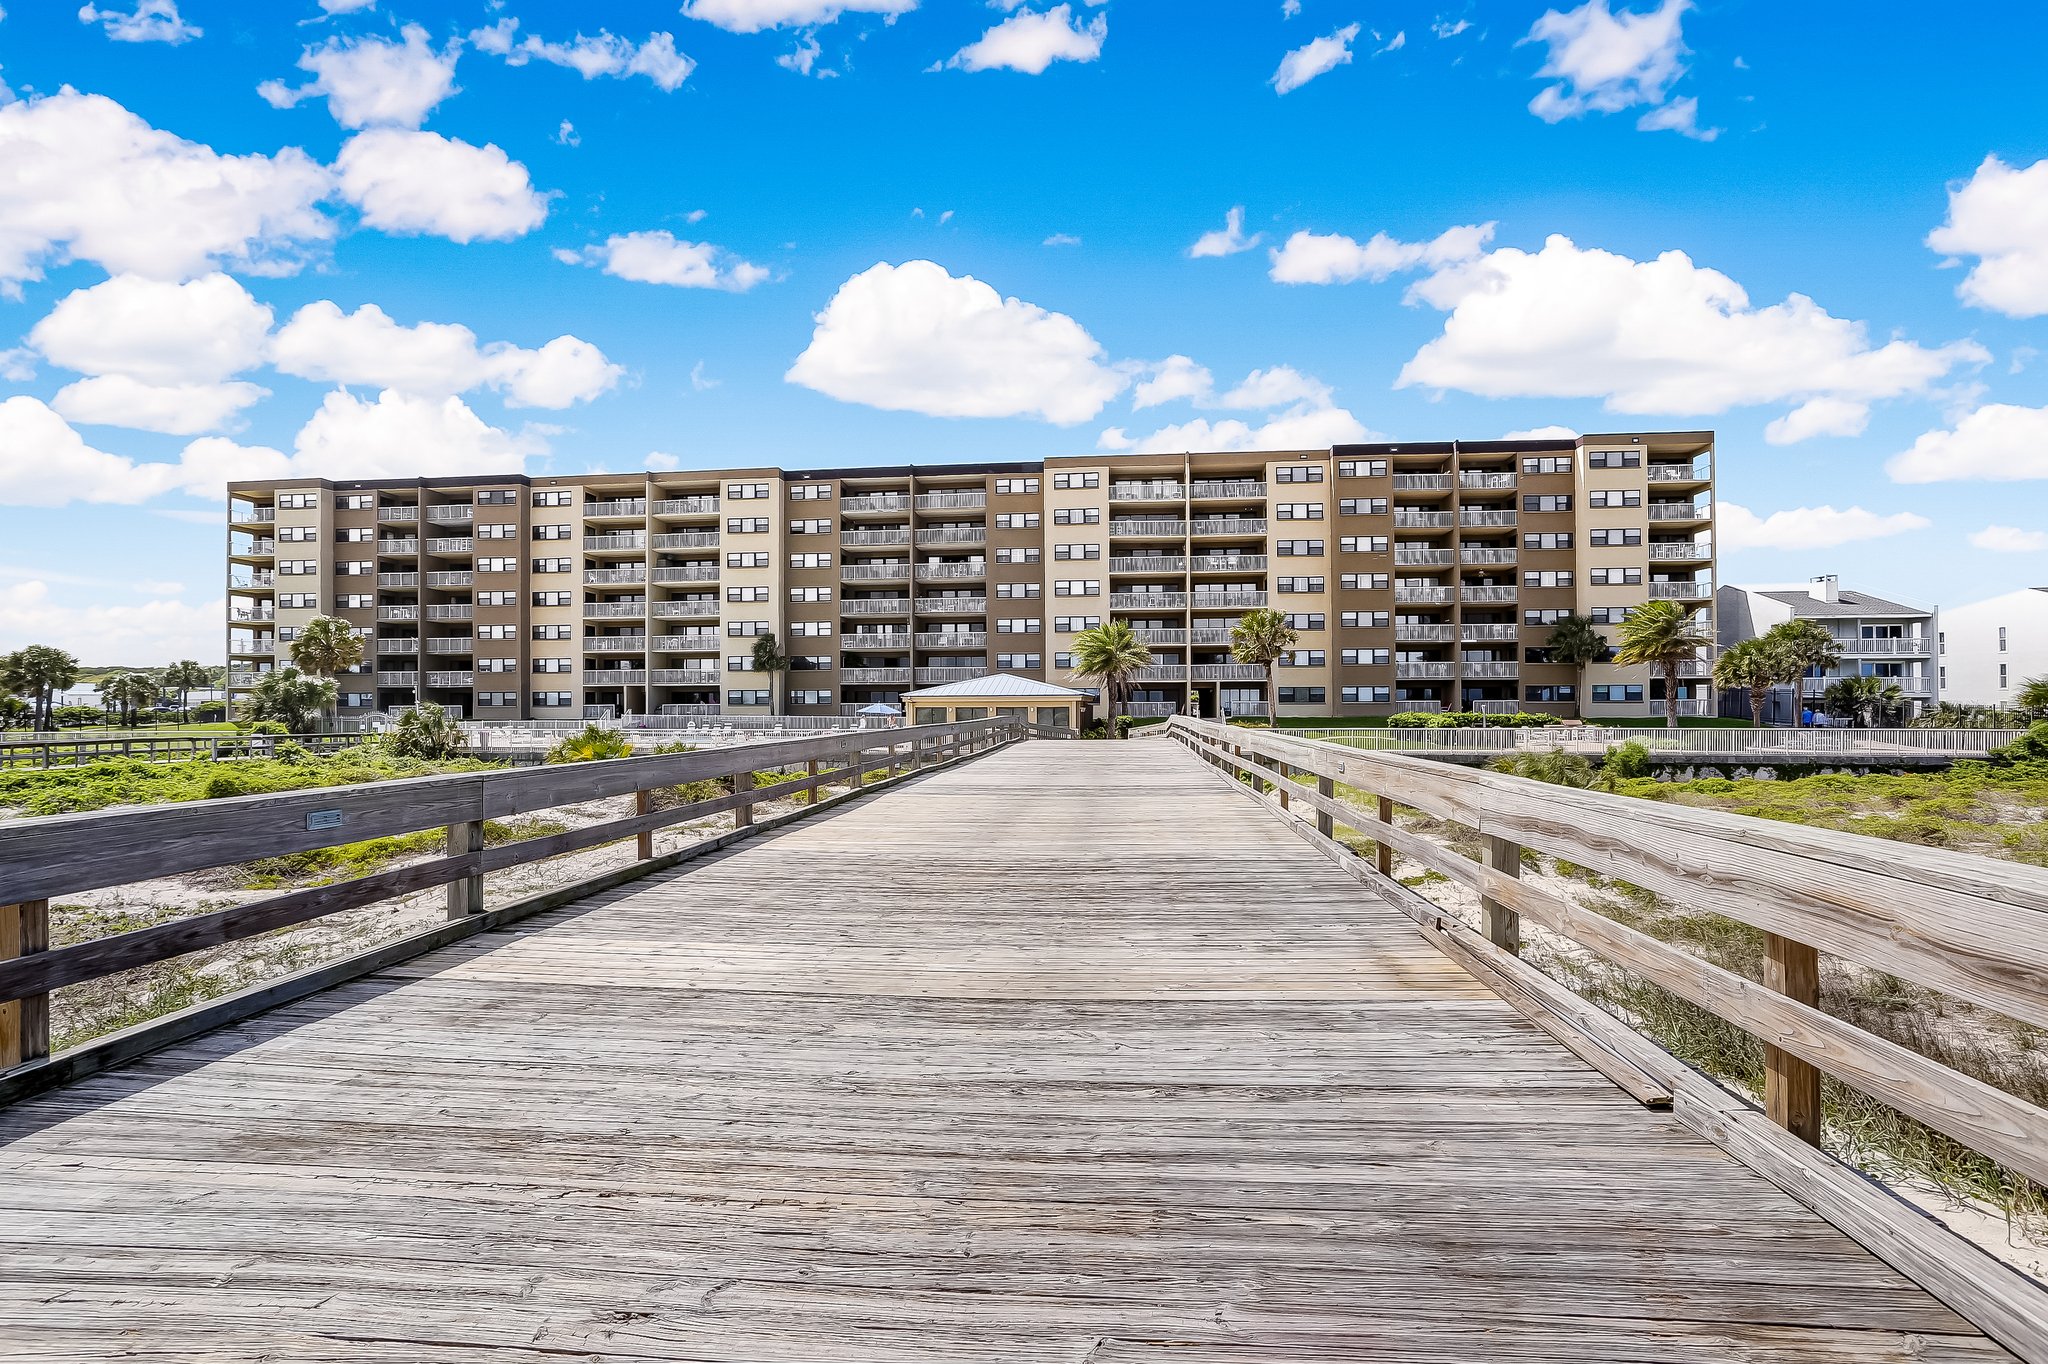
top-left (1460, 547), bottom-right (1518, 566)
top-left (424, 505), bottom-right (473, 525)
top-left (1649, 503), bottom-right (1712, 523)
top-left (1192, 591), bottom-right (1266, 609)
top-left (376, 605), bottom-right (419, 623)
top-left (375, 539), bottom-right (416, 556)
top-left (1109, 519), bottom-right (1188, 538)
top-left (915, 631), bottom-right (988, 649)
top-left (1461, 625), bottom-right (1520, 643)
top-left (1133, 665), bottom-right (1187, 682)
top-left (1648, 580), bottom-right (1711, 600)
top-left (914, 491), bottom-right (986, 512)
top-left (1648, 459), bottom-right (1713, 485)
top-left (651, 668), bottom-right (720, 686)
top-left (1461, 661), bottom-right (1521, 679)
top-left (1837, 637), bottom-right (1934, 657)
top-left (1457, 510), bottom-right (1518, 529)
top-left (585, 568), bottom-right (647, 586)
top-left (1458, 471), bottom-right (1517, 492)
top-left (425, 571), bottom-right (473, 588)
top-left (1395, 624), bottom-right (1456, 643)
top-left (912, 596), bottom-right (986, 615)
top-left (584, 499), bottom-right (647, 519)
top-left (376, 671), bottom-right (418, 687)
top-left (1392, 474), bottom-right (1452, 493)
top-left (1461, 586), bottom-right (1518, 604)
top-left (1395, 548), bottom-right (1455, 566)
top-left (587, 602), bottom-right (650, 619)
top-left (841, 597), bottom-right (914, 616)
top-left (1394, 511), bottom-right (1454, 530)
top-left (1131, 628), bottom-right (1188, 646)
top-left (377, 572), bottom-right (418, 589)
top-left (425, 604), bottom-right (473, 621)
top-left (230, 571), bottom-right (276, 589)
top-left (1193, 664), bottom-right (1264, 681)
top-left (842, 667), bottom-right (913, 684)
top-left (582, 637), bottom-right (647, 653)
top-left (1188, 480), bottom-right (1265, 499)
top-left (1191, 628), bottom-right (1237, 646)
top-left (652, 531), bottom-right (719, 550)
top-left (376, 506), bottom-right (417, 523)
top-left (230, 506), bottom-right (276, 525)
top-left (229, 638), bottom-right (277, 656)
top-left (841, 493), bottom-right (912, 515)
top-left (915, 562), bottom-right (986, 582)
top-left (1394, 587), bottom-right (1451, 605)
top-left (843, 562), bottom-right (911, 583)
top-left (229, 607), bottom-right (275, 621)
top-left (584, 533), bottom-right (646, 552)
top-left (654, 496), bottom-right (719, 517)
top-left (1109, 555), bottom-right (1188, 573)
top-left (652, 634), bottom-right (720, 652)
top-left (376, 639), bottom-right (420, 655)
top-left (915, 527), bottom-right (988, 548)
top-left (584, 670), bottom-right (648, 685)
top-left (915, 666), bottom-right (988, 685)
top-left (425, 671), bottom-right (474, 687)
top-left (1190, 518), bottom-right (1266, 536)
top-left (427, 537), bottom-right (473, 555)
top-left (653, 565), bottom-right (718, 584)
top-left (650, 601), bottom-right (717, 619)
top-left (1110, 591), bottom-right (1189, 610)
top-left (844, 631), bottom-right (914, 650)
top-left (424, 637), bottom-right (473, 655)
top-left (1649, 541), bottom-right (1713, 562)
top-left (1189, 555), bottom-right (1266, 573)
top-left (1396, 662), bottom-right (1455, 680)
top-left (842, 528), bottom-right (912, 548)
top-left (226, 670), bottom-right (268, 688)
top-left (1109, 481), bottom-right (1187, 502)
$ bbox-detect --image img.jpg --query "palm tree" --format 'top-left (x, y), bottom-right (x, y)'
top-left (5, 645), bottom-right (79, 732)
top-left (750, 631), bottom-right (791, 716)
top-left (1713, 638), bottom-right (1779, 727)
top-left (1613, 601), bottom-right (1713, 729)
top-left (1068, 620), bottom-right (1152, 737)
top-left (2015, 675), bottom-right (2048, 723)
top-left (1544, 614), bottom-right (1607, 720)
top-left (1822, 675), bottom-right (1883, 727)
top-left (1230, 607), bottom-right (1298, 724)
top-left (162, 659), bottom-right (211, 722)
top-left (0, 696), bottom-right (29, 730)
top-left (288, 615), bottom-right (365, 730)
top-left (1762, 619), bottom-right (1843, 728)
top-left (99, 671), bottom-right (160, 726)
top-left (239, 667), bottom-right (334, 733)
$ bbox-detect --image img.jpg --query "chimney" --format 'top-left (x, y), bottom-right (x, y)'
top-left (1809, 574), bottom-right (1840, 604)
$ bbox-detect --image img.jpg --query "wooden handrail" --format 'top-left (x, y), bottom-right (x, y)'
top-left (0, 719), bottom-right (1024, 1071)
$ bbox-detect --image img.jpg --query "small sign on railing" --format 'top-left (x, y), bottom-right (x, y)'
top-left (305, 810), bottom-right (344, 832)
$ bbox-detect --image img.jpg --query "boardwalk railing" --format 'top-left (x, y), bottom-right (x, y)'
top-left (0, 718), bottom-right (1025, 1094)
top-left (1167, 715), bottom-right (2048, 1359)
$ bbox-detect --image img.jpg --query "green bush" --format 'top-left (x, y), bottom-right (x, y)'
top-left (1114, 715), bottom-right (1134, 738)
top-left (1388, 710), bottom-right (1563, 729)
top-left (0, 748), bottom-right (500, 815)
top-left (545, 724), bottom-right (632, 764)
top-left (1603, 739), bottom-right (1652, 781)
top-left (382, 703), bottom-right (467, 761)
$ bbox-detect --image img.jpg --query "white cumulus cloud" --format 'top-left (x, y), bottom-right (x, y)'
top-left (679, 0), bottom-right (916, 32)
top-left (1887, 403), bottom-right (2048, 484)
top-left (258, 24), bottom-right (461, 130)
top-left (270, 301), bottom-right (621, 408)
top-left (1762, 396), bottom-right (1869, 445)
top-left (1926, 155), bottom-right (2048, 318)
top-left (557, 231), bottom-right (769, 291)
top-left (1272, 23), bottom-right (1359, 94)
top-left (1970, 525), bottom-right (2048, 553)
top-left (940, 4), bottom-right (1106, 75)
top-left (1132, 355), bottom-right (1214, 409)
top-left (0, 396), bottom-right (169, 505)
top-left (471, 19), bottom-right (694, 91)
top-left (77, 0), bottom-right (200, 44)
top-left (52, 376), bottom-right (269, 435)
top-left (1718, 502), bottom-right (1930, 552)
top-left (0, 579), bottom-right (225, 664)
top-left (787, 259), bottom-right (1125, 423)
top-left (333, 129), bottom-right (547, 243)
top-left (30, 273), bottom-right (273, 385)
top-left (1269, 222), bottom-right (1494, 284)
top-left (1188, 206), bottom-right (1261, 259)
top-left (1103, 404), bottom-right (1372, 455)
top-left (1523, 0), bottom-right (1712, 138)
top-left (286, 388), bottom-right (542, 481)
top-left (0, 91), bottom-right (333, 286)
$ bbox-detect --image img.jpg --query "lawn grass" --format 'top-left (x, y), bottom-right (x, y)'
top-left (0, 744), bottom-right (501, 816)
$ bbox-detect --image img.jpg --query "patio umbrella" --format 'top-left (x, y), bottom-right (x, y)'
top-left (858, 703), bottom-right (903, 716)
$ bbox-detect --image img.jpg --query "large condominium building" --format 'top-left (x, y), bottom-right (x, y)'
top-left (225, 431), bottom-right (1717, 723)
top-left (1717, 577), bottom-right (1940, 723)
top-left (1936, 587), bottom-right (2048, 706)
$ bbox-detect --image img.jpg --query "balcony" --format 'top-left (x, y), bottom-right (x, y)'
top-left (1109, 481), bottom-right (1186, 502)
top-left (584, 533), bottom-right (647, 552)
top-left (1109, 555), bottom-right (1188, 573)
top-left (1190, 554), bottom-right (1266, 573)
top-left (585, 499), bottom-right (647, 518)
top-left (231, 538), bottom-right (277, 558)
top-left (1461, 661), bottom-right (1521, 679)
top-left (915, 666), bottom-right (988, 685)
top-left (1110, 591), bottom-right (1189, 610)
top-left (1648, 581), bottom-right (1711, 600)
top-left (584, 669), bottom-right (648, 685)
top-left (653, 531), bottom-right (718, 550)
top-left (843, 562), bottom-right (911, 583)
top-left (1392, 474), bottom-right (1452, 493)
top-left (652, 634), bottom-right (720, 652)
top-left (377, 572), bottom-right (419, 589)
top-left (230, 571), bottom-right (276, 589)
top-left (376, 605), bottom-right (419, 623)
top-left (1458, 472), bottom-right (1518, 492)
top-left (654, 496), bottom-right (718, 516)
top-left (841, 528), bottom-right (912, 548)
top-left (1458, 510), bottom-right (1518, 529)
top-left (1394, 511), bottom-right (1454, 530)
top-left (1192, 664), bottom-right (1264, 681)
top-left (915, 527), bottom-right (988, 548)
top-left (376, 506), bottom-right (418, 523)
top-left (1649, 503), bottom-right (1711, 522)
top-left (1190, 518), bottom-right (1266, 536)
top-left (582, 637), bottom-right (647, 653)
top-left (914, 491), bottom-right (986, 511)
top-left (426, 604), bottom-right (474, 620)
top-left (915, 631), bottom-right (988, 649)
top-left (1133, 665), bottom-right (1187, 682)
top-left (842, 666), bottom-right (913, 684)
top-left (425, 637), bottom-right (473, 655)
top-left (1649, 541), bottom-right (1713, 561)
top-left (1109, 519), bottom-right (1188, 538)
top-left (1396, 662), bottom-right (1454, 680)
top-left (1191, 628), bottom-right (1236, 646)
top-left (376, 638), bottom-right (419, 655)
top-left (912, 596), bottom-right (986, 615)
top-left (229, 638), bottom-right (276, 656)
top-left (1188, 480), bottom-right (1264, 499)
top-left (1395, 624), bottom-right (1456, 643)
top-left (1394, 586), bottom-right (1451, 604)
top-left (841, 493), bottom-right (912, 515)
top-left (425, 671), bottom-right (474, 687)
top-left (915, 562), bottom-right (986, 582)
top-left (650, 601), bottom-right (717, 619)
top-left (1460, 548), bottom-right (1518, 566)
top-left (653, 564), bottom-right (717, 583)
top-left (1461, 625), bottom-right (1520, 643)
top-left (1648, 460), bottom-right (1713, 484)
top-left (1838, 637), bottom-right (1933, 656)
top-left (425, 537), bottom-right (473, 557)
top-left (651, 668), bottom-right (719, 686)
top-left (230, 506), bottom-right (276, 525)
top-left (226, 671), bottom-right (267, 688)
top-left (587, 601), bottom-right (651, 619)
top-left (375, 671), bottom-right (418, 687)
top-left (229, 607), bottom-right (274, 621)
top-left (585, 568), bottom-right (647, 586)
top-left (376, 539), bottom-right (417, 555)
top-left (840, 597), bottom-right (914, 616)
top-left (1192, 591), bottom-right (1266, 609)
top-left (424, 505), bottom-right (473, 525)
top-left (844, 631), bottom-right (914, 650)
top-left (1131, 628), bottom-right (1188, 646)
top-left (1395, 548), bottom-right (1454, 566)
top-left (1461, 586), bottom-right (1518, 604)
top-left (425, 570), bottom-right (473, 588)
top-left (1653, 699), bottom-right (1717, 718)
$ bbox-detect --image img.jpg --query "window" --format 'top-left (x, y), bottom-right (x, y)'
top-left (1054, 580), bottom-right (1100, 596)
top-left (1523, 494), bottom-right (1571, 513)
top-left (1280, 649), bottom-right (1326, 667)
top-left (336, 691), bottom-right (374, 709)
top-left (533, 489), bottom-right (573, 507)
top-left (790, 519), bottom-right (831, 535)
top-left (1524, 685), bottom-right (1576, 704)
top-left (996, 582), bottom-right (1042, 598)
top-left (338, 594), bottom-right (373, 610)
top-left (727, 552), bottom-right (770, 569)
top-left (478, 591), bottom-right (517, 607)
top-left (1343, 685), bottom-right (1392, 703)
top-left (790, 689), bottom-right (834, 706)
top-left (477, 490), bottom-right (517, 506)
top-left (337, 526), bottom-right (374, 542)
top-left (997, 618), bottom-right (1043, 633)
top-left (1592, 683), bottom-right (1644, 703)
top-left (1276, 503), bottom-right (1324, 520)
top-left (1053, 616), bottom-right (1099, 633)
top-left (1274, 465), bottom-right (1324, 483)
top-left (727, 586), bottom-right (771, 602)
top-left (726, 482), bottom-right (771, 500)
top-left (1276, 540), bottom-right (1325, 557)
top-left (279, 526), bottom-right (319, 542)
top-left (1339, 536), bottom-right (1389, 554)
top-left (1054, 652), bottom-right (1076, 670)
top-left (1339, 498), bottom-right (1389, 516)
top-left (996, 512), bottom-right (1040, 529)
top-left (2001, 663), bottom-right (2009, 688)
top-left (479, 523), bottom-right (518, 539)
top-left (790, 620), bottom-right (834, 637)
top-left (337, 493), bottom-right (374, 510)
top-left (473, 557), bottom-right (511, 573)
top-left (727, 620), bottom-right (769, 636)
top-left (477, 658), bottom-right (518, 673)
top-left (1052, 471), bottom-right (1099, 489)
top-left (1342, 610), bottom-right (1390, 629)
top-left (1054, 543), bottom-right (1101, 560)
top-left (1590, 567), bottom-right (1643, 586)
top-left (1054, 507), bottom-right (1101, 525)
top-left (726, 656), bottom-right (756, 672)
top-left (533, 657), bottom-right (573, 673)
top-left (533, 591), bottom-right (572, 607)
top-left (1588, 449), bottom-right (1642, 469)
top-left (1999, 627), bottom-right (2008, 652)
top-left (1522, 456), bottom-right (1572, 475)
top-left (790, 586), bottom-right (833, 602)
top-left (532, 691), bottom-right (573, 707)
top-left (995, 546), bottom-right (1040, 564)
top-left (1341, 573), bottom-right (1391, 591)
top-left (1590, 606), bottom-right (1628, 625)
top-left (279, 593), bottom-right (317, 610)
top-left (279, 492), bottom-right (319, 510)
top-left (727, 517), bottom-right (770, 534)
top-left (1277, 576), bottom-right (1325, 593)
top-left (995, 477), bottom-right (1040, 494)
top-left (1283, 613), bottom-right (1325, 631)
top-left (337, 561), bottom-right (372, 576)
top-left (280, 560), bottom-right (318, 575)
top-left (1342, 648), bottom-right (1391, 666)
top-left (1337, 459), bottom-right (1388, 478)
top-left (789, 483), bottom-right (832, 501)
top-left (1277, 686), bottom-right (1325, 705)
top-left (727, 689), bottom-right (771, 706)
top-left (1590, 528), bottom-right (1642, 547)
top-left (1589, 490), bottom-right (1640, 509)
top-left (467, 691), bottom-right (512, 707)
top-left (790, 553), bottom-right (833, 569)
top-left (995, 653), bottom-right (1042, 670)
top-left (532, 558), bottom-right (573, 574)
top-left (1525, 532), bottom-right (1574, 550)
top-left (479, 624), bottom-right (518, 640)
top-left (534, 624), bottom-right (573, 640)
top-left (1523, 570), bottom-right (1574, 589)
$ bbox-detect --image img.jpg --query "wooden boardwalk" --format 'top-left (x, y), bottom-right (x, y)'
top-left (0, 740), bottom-right (2008, 1361)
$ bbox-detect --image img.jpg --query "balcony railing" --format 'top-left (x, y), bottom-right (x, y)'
top-left (582, 637), bottom-right (647, 653)
top-left (376, 639), bottom-right (420, 655)
top-left (1647, 460), bottom-right (1713, 483)
top-left (914, 666), bottom-right (987, 685)
top-left (1394, 511), bottom-right (1454, 529)
top-left (230, 571), bottom-right (276, 589)
top-left (1190, 518), bottom-right (1266, 536)
top-left (376, 605), bottom-right (419, 623)
top-left (584, 670), bottom-right (648, 685)
top-left (652, 633), bottom-right (719, 651)
top-left (231, 506), bottom-right (276, 524)
top-left (844, 632), bottom-right (913, 650)
top-left (1133, 665), bottom-right (1187, 682)
top-left (584, 534), bottom-right (646, 552)
top-left (425, 505), bottom-right (473, 524)
top-left (1109, 482), bottom-right (1186, 502)
top-left (1193, 591), bottom-right (1265, 608)
top-left (1395, 625), bottom-right (1456, 643)
top-left (914, 491), bottom-right (986, 511)
top-left (915, 631), bottom-right (988, 649)
top-left (1192, 664), bottom-right (1264, 681)
top-left (912, 596), bottom-right (986, 615)
top-left (915, 527), bottom-right (988, 547)
top-left (1461, 624), bottom-right (1520, 642)
top-left (1461, 586), bottom-right (1518, 604)
top-left (425, 671), bottom-right (474, 687)
top-left (376, 506), bottom-right (417, 522)
top-left (375, 671), bottom-right (417, 687)
top-left (425, 637), bottom-right (473, 655)
top-left (651, 668), bottom-right (719, 686)
top-left (654, 496), bottom-right (718, 516)
top-left (650, 601), bottom-right (717, 619)
top-left (1131, 628), bottom-right (1188, 646)
top-left (1122, 701), bottom-right (1182, 717)
top-left (376, 539), bottom-right (417, 555)
top-left (425, 571), bottom-right (473, 588)
top-left (230, 637), bottom-right (276, 655)
top-left (1395, 548), bottom-right (1454, 566)
top-left (1649, 541), bottom-right (1712, 561)
top-left (1649, 503), bottom-right (1710, 521)
top-left (226, 671), bottom-right (267, 688)
top-left (425, 604), bottom-right (473, 621)
top-left (1190, 628), bottom-right (1237, 646)
top-left (1458, 472), bottom-right (1518, 491)
top-left (1392, 474), bottom-right (1451, 492)
top-left (915, 562), bottom-right (986, 582)
top-left (842, 667), bottom-right (912, 684)
top-left (1188, 480), bottom-right (1264, 499)
top-left (229, 607), bottom-right (274, 621)
top-left (1837, 637), bottom-right (1933, 656)
top-left (653, 565), bottom-right (717, 583)
top-left (1394, 586), bottom-right (1451, 604)
top-left (1460, 548), bottom-right (1518, 565)
top-left (1190, 555), bottom-right (1266, 573)
top-left (1457, 510), bottom-right (1518, 528)
top-left (1648, 581), bottom-right (1710, 600)
top-left (841, 528), bottom-right (911, 547)
top-left (1461, 661), bottom-right (1521, 679)
top-left (1110, 592), bottom-right (1188, 610)
top-left (585, 568), bottom-right (647, 586)
top-left (585, 602), bottom-right (649, 619)
top-left (840, 597), bottom-right (914, 615)
top-left (1109, 555), bottom-right (1188, 573)
top-left (377, 572), bottom-right (418, 588)
top-left (842, 562), bottom-right (911, 582)
top-left (1109, 519), bottom-right (1188, 537)
top-left (841, 493), bottom-right (912, 514)
top-left (1396, 662), bottom-right (1454, 680)
top-left (653, 531), bottom-right (718, 549)
top-left (585, 499), bottom-right (647, 518)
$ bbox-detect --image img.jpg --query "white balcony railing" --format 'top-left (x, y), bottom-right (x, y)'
top-left (915, 562), bottom-right (987, 581)
top-left (586, 602), bottom-right (649, 619)
top-left (913, 491), bottom-right (986, 511)
top-left (1190, 518), bottom-right (1266, 536)
top-left (652, 531), bottom-right (718, 549)
top-left (1109, 555), bottom-right (1188, 573)
top-left (1188, 480), bottom-right (1264, 499)
top-left (1111, 592), bottom-right (1189, 610)
top-left (653, 633), bottom-right (719, 651)
top-left (650, 601), bottom-right (716, 619)
top-left (913, 596), bottom-right (986, 614)
top-left (654, 496), bottom-right (718, 516)
top-left (584, 534), bottom-right (646, 552)
top-left (1109, 482), bottom-right (1186, 502)
top-left (841, 597), bottom-right (914, 615)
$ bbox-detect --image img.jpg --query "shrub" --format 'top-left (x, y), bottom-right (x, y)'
top-left (1388, 710), bottom-right (1562, 729)
top-left (1114, 715), bottom-right (1134, 739)
top-left (236, 720), bottom-right (289, 736)
top-left (1603, 739), bottom-right (1652, 781)
top-left (270, 740), bottom-right (314, 765)
top-left (382, 704), bottom-right (467, 761)
top-left (51, 705), bottom-right (105, 729)
top-left (545, 724), bottom-right (632, 764)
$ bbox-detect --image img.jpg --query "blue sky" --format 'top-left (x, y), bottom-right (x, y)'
top-left (0, 0), bottom-right (2044, 663)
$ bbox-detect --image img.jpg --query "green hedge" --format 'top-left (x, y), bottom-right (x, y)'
top-left (1386, 711), bottom-right (1564, 729)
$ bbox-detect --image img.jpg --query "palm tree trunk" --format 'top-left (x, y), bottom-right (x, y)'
top-left (1265, 660), bottom-right (1277, 729)
top-left (1750, 684), bottom-right (1767, 728)
top-left (1665, 661), bottom-right (1680, 730)
top-left (1574, 663), bottom-right (1585, 721)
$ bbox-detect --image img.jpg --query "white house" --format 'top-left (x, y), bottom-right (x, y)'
top-left (1938, 587), bottom-right (2048, 706)
top-left (1717, 577), bottom-right (1938, 722)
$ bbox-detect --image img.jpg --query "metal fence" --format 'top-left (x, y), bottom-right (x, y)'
top-left (1287, 728), bottom-right (1524, 754)
top-left (1520, 726), bottom-right (2023, 757)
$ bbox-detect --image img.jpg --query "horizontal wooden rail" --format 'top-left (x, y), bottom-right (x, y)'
top-left (0, 720), bottom-right (1023, 1072)
top-left (1167, 715), bottom-right (2048, 1360)
top-left (0, 732), bottom-right (362, 770)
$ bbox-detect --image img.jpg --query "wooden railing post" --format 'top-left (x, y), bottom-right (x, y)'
top-left (1, 899), bottom-right (50, 1069)
top-left (1764, 933), bottom-right (1823, 1145)
top-left (1275, 759), bottom-right (1291, 812)
top-left (1375, 796), bottom-right (1395, 877)
top-left (806, 758), bottom-right (821, 803)
top-left (635, 788), bottom-right (654, 860)
top-left (444, 821), bottom-right (484, 919)
top-left (1316, 775), bottom-right (1334, 838)
top-left (734, 768), bottom-right (757, 826)
top-left (1481, 835), bottom-right (1522, 954)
